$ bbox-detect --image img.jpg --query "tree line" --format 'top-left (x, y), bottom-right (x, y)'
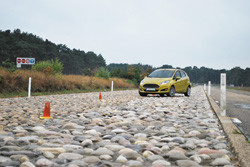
top-left (0, 29), bottom-right (249, 86)
top-left (178, 65), bottom-right (249, 87)
top-left (107, 64), bottom-right (250, 86)
top-left (0, 29), bottom-right (106, 74)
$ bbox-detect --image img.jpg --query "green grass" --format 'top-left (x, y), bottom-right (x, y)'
top-left (247, 141), bottom-right (250, 143)
top-left (233, 129), bottom-right (242, 135)
top-left (0, 88), bottom-right (136, 98)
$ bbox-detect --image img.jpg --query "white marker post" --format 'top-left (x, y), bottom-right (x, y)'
top-left (220, 73), bottom-right (226, 116)
top-left (204, 84), bottom-right (207, 92)
top-left (208, 81), bottom-right (211, 96)
top-left (111, 81), bottom-right (114, 92)
top-left (28, 77), bottom-right (31, 98)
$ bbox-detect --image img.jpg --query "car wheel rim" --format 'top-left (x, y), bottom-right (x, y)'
top-left (187, 87), bottom-right (190, 96)
top-left (170, 87), bottom-right (175, 96)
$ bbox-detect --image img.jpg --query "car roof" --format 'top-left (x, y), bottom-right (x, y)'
top-left (156, 69), bottom-right (187, 74)
top-left (156, 68), bottom-right (177, 71)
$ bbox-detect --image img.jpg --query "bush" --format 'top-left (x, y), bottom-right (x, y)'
top-left (82, 68), bottom-right (93, 76)
top-left (33, 58), bottom-right (63, 75)
top-left (2, 58), bottom-right (16, 72)
top-left (95, 67), bottom-right (110, 80)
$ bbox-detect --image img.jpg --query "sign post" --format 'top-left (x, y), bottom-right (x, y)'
top-left (204, 84), bottom-right (206, 92)
top-left (208, 81), bottom-right (211, 96)
top-left (220, 73), bottom-right (226, 116)
top-left (16, 58), bottom-right (35, 97)
top-left (28, 77), bottom-right (31, 98)
top-left (111, 81), bottom-right (114, 92)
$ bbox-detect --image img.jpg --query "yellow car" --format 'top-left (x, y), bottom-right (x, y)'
top-left (139, 69), bottom-right (191, 97)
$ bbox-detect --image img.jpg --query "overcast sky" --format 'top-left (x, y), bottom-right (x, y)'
top-left (1, 0), bottom-right (250, 69)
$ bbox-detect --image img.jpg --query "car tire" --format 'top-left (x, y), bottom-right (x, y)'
top-left (160, 94), bottom-right (165, 97)
top-left (139, 92), bottom-right (147, 96)
top-left (167, 86), bottom-right (175, 97)
top-left (184, 86), bottom-right (191, 97)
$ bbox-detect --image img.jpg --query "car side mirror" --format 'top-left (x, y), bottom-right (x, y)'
top-left (175, 77), bottom-right (180, 80)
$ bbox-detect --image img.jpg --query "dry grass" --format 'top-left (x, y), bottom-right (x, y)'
top-left (112, 77), bottom-right (134, 88)
top-left (227, 86), bottom-right (250, 92)
top-left (0, 69), bottom-right (136, 94)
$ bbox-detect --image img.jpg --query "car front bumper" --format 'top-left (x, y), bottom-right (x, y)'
top-left (139, 84), bottom-right (171, 94)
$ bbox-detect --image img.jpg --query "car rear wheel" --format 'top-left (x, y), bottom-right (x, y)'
top-left (139, 92), bottom-right (147, 96)
top-left (184, 86), bottom-right (191, 97)
top-left (167, 86), bottom-right (175, 97)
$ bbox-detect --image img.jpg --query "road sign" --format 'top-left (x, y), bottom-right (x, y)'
top-left (16, 57), bottom-right (35, 68)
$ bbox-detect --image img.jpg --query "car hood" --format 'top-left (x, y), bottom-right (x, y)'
top-left (143, 77), bottom-right (172, 84)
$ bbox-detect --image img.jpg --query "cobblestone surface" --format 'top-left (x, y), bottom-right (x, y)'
top-left (0, 87), bottom-right (236, 166)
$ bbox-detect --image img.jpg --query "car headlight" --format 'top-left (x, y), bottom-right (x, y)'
top-left (160, 80), bottom-right (170, 85)
top-left (140, 80), bottom-right (144, 85)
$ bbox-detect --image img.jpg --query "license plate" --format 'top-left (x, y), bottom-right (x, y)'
top-left (146, 88), bottom-right (155, 91)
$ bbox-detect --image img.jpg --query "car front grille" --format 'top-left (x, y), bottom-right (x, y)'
top-left (143, 84), bottom-right (160, 88)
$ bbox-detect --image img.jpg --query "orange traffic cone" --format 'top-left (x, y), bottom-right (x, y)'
top-left (40, 102), bottom-right (53, 119)
top-left (99, 92), bottom-right (103, 100)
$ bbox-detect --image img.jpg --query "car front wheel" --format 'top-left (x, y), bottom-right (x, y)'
top-left (139, 92), bottom-right (147, 96)
top-left (167, 86), bottom-right (175, 97)
top-left (184, 86), bottom-right (191, 97)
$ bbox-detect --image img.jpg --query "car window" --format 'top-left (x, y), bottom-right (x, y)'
top-left (174, 71), bottom-right (181, 78)
top-left (148, 70), bottom-right (174, 78)
top-left (180, 71), bottom-right (186, 78)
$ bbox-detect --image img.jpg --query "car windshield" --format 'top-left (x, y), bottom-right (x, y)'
top-left (148, 70), bottom-right (174, 78)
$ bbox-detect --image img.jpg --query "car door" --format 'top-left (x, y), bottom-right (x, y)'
top-left (180, 71), bottom-right (188, 92)
top-left (173, 71), bottom-right (182, 92)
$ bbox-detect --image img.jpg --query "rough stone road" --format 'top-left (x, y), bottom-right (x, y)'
top-left (0, 87), bottom-right (236, 167)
